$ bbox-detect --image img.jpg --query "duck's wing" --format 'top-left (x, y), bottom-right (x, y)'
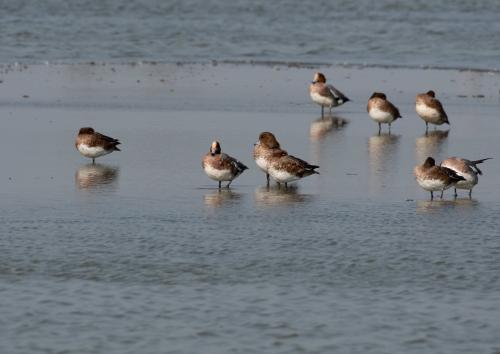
top-left (220, 153), bottom-right (248, 174)
top-left (95, 132), bottom-right (121, 145)
top-left (327, 84), bottom-right (350, 102)
top-left (275, 155), bottom-right (319, 177)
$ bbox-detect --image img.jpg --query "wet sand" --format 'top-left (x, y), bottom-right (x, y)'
top-left (1, 63), bottom-right (500, 354)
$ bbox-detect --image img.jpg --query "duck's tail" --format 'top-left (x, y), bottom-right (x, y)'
top-left (470, 157), bottom-right (492, 175)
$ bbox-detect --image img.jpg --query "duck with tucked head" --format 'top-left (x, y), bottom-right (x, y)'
top-left (253, 132), bottom-right (287, 186)
top-left (75, 127), bottom-right (121, 164)
top-left (367, 92), bottom-right (402, 134)
top-left (415, 90), bottom-right (449, 132)
top-left (440, 157), bottom-right (492, 198)
top-left (414, 157), bottom-right (465, 200)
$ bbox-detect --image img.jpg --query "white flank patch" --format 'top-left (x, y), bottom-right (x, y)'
top-left (255, 157), bottom-right (269, 173)
top-left (269, 167), bottom-right (300, 183)
top-left (310, 92), bottom-right (333, 107)
top-left (417, 177), bottom-right (448, 191)
top-left (204, 164), bottom-right (233, 182)
top-left (416, 103), bottom-right (441, 123)
top-left (440, 163), bottom-right (477, 190)
top-left (369, 107), bottom-right (394, 123)
top-left (77, 144), bottom-right (111, 158)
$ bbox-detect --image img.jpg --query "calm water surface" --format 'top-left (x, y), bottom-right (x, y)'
top-left (1, 64), bottom-right (500, 353)
top-left (1, 0), bottom-right (500, 70)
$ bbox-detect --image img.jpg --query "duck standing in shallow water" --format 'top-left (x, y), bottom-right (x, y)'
top-left (253, 132), bottom-right (287, 186)
top-left (268, 153), bottom-right (320, 189)
top-left (75, 127), bottom-right (121, 164)
top-left (202, 141), bottom-right (248, 189)
top-left (309, 72), bottom-right (350, 118)
top-left (257, 133), bottom-right (320, 188)
top-left (415, 90), bottom-right (449, 132)
top-left (367, 92), bottom-right (402, 134)
top-left (414, 157), bottom-right (465, 200)
top-left (440, 157), bottom-right (492, 198)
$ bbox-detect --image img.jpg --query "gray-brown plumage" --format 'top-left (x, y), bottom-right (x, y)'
top-left (415, 90), bottom-right (449, 131)
top-left (367, 92), bottom-right (402, 134)
top-left (309, 72), bottom-right (350, 118)
top-left (440, 157), bottom-right (492, 197)
top-left (253, 132), bottom-right (288, 186)
top-left (202, 141), bottom-right (248, 189)
top-left (75, 127), bottom-right (121, 163)
top-left (414, 157), bottom-right (465, 200)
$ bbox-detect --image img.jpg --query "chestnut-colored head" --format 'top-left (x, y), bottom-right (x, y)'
top-left (259, 132), bottom-right (280, 149)
top-left (423, 157), bottom-right (436, 168)
top-left (312, 72), bottom-right (327, 84)
top-left (78, 127), bottom-right (95, 135)
top-left (370, 92), bottom-right (387, 100)
top-left (210, 140), bottom-right (221, 156)
top-left (426, 90), bottom-right (436, 98)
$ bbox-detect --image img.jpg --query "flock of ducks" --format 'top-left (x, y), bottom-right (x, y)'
top-left (74, 72), bottom-right (491, 200)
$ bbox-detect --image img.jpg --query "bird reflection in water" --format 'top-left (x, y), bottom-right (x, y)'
top-left (416, 198), bottom-right (478, 213)
top-left (368, 133), bottom-right (400, 193)
top-left (75, 163), bottom-right (119, 190)
top-left (203, 189), bottom-right (242, 208)
top-left (415, 130), bottom-right (449, 163)
top-left (254, 185), bottom-right (311, 207)
top-left (310, 116), bottom-right (349, 140)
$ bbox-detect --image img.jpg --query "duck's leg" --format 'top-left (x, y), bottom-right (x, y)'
top-left (378, 123), bottom-right (381, 135)
top-left (454, 188), bottom-right (458, 198)
top-left (284, 182), bottom-right (288, 190)
top-left (321, 105), bottom-right (324, 118)
top-left (425, 122), bottom-right (429, 134)
top-left (218, 181), bottom-right (221, 189)
top-left (329, 106), bottom-right (332, 117)
top-left (226, 180), bottom-right (232, 188)
top-left (266, 173), bottom-right (270, 187)
top-left (430, 191), bottom-right (434, 200)
top-left (440, 189), bottom-right (444, 199)
top-left (92, 158), bottom-right (95, 164)
top-left (388, 123), bottom-right (391, 134)
top-left (277, 182), bottom-right (281, 189)
top-left (469, 189), bottom-right (472, 199)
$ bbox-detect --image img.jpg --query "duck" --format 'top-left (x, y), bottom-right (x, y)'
top-left (202, 141), bottom-right (248, 188)
top-left (75, 127), bottom-right (121, 163)
top-left (367, 92), bottom-right (402, 134)
top-left (309, 72), bottom-right (350, 118)
top-left (440, 157), bottom-right (492, 197)
top-left (253, 132), bottom-right (287, 186)
top-left (415, 90), bottom-right (449, 132)
top-left (414, 157), bottom-right (465, 200)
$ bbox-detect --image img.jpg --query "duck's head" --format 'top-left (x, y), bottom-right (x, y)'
top-left (312, 72), bottom-right (327, 84)
top-left (210, 140), bottom-right (221, 156)
top-left (258, 132), bottom-right (280, 149)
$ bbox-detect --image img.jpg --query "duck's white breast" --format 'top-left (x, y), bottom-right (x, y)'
top-left (369, 107), bottom-right (394, 123)
top-left (77, 144), bottom-right (110, 158)
top-left (204, 165), bottom-right (233, 181)
top-left (310, 92), bottom-right (333, 107)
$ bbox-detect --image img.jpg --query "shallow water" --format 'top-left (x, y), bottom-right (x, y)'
top-left (1, 63), bottom-right (500, 353)
top-left (1, 0), bottom-right (500, 70)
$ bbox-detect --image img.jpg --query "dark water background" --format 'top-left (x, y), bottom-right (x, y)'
top-left (1, 0), bottom-right (500, 70)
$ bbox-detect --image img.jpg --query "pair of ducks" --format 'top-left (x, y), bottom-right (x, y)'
top-left (308, 72), bottom-right (449, 134)
top-left (414, 156), bottom-right (491, 199)
top-left (202, 132), bottom-right (319, 189)
top-left (366, 90), bottom-right (449, 134)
